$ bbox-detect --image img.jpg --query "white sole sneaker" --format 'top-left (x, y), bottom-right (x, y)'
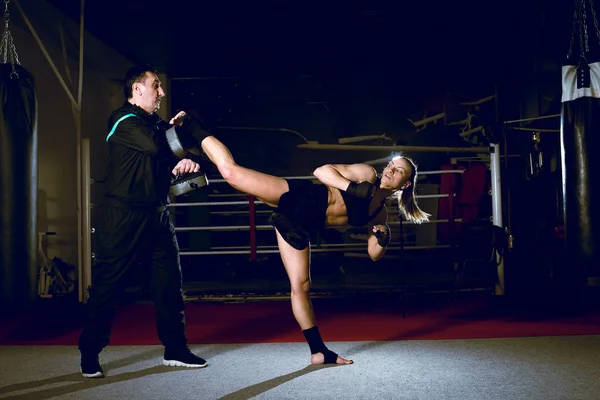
top-left (163, 359), bottom-right (208, 368)
top-left (81, 370), bottom-right (104, 378)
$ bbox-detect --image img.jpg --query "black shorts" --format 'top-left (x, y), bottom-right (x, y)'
top-left (268, 179), bottom-right (329, 250)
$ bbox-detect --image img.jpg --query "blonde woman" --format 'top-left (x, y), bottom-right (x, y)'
top-left (176, 112), bottom-right (430, 365)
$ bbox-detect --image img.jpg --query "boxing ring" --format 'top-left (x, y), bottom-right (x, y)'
top-left (173, 173), bottom-right (456, 255)
top-left (81, 141), bottom-right (505, 301)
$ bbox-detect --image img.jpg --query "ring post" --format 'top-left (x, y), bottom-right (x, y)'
top-left (81, 138), bottom-right (92, 302)
top-left (490, 142), bottom-right (505, 295)
top-left (248, 195), bottom-right (257, 262)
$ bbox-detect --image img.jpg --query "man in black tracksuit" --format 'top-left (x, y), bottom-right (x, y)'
top-left (78, 65), bottom-right (213, 378)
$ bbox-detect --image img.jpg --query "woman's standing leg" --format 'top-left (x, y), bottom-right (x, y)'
top-left (274, 228), bottom-right (353, 365)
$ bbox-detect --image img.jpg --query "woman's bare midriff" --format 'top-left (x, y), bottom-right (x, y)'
top-left (324, 186), bottom-right (349, 227)
top-left (323, 185), bottom-right (385, 228)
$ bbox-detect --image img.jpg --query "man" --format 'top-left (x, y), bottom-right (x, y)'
top-left (78, 65), bottom-right (209, 378)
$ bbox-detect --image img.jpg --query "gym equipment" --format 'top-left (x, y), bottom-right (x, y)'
top-left (561, 0), bottom-right (600, 281)
top-left (37, 232), bottom-right (75, 298)
top-left (165, 125), bottom-right (188, 159)
top-left (170, 172), bottom-right (209, 197)
top-left (0, 9), bottom-right (38, 309)
top-left (165, 125), bottom-right (209, 196)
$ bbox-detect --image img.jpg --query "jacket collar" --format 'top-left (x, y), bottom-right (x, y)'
top-left (123, 101), bottom-right (162, 125)
top-left (123, 101), bottom-right (152, 117)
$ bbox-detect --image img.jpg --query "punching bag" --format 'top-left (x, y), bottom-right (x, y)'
top-left (0, 64), bottom-right (38, 311)
top-left (560, 0), bottom-right (600, 288)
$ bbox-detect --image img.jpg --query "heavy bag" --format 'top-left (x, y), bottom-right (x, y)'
top-left (0, 64), bottom-right (38, 310)
top-left (559, 0), bottom-right (600, 288)
top-left (560, 93), bottom-right (600, 281)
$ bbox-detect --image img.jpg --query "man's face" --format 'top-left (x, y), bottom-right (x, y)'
top-left (132, 72), bottom-right (165, 113)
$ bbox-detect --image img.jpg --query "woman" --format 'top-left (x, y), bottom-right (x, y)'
top-left (174, 112), bottom-right (430, 365)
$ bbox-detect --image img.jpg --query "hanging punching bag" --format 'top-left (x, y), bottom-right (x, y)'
top-left (0, 63), bottom-right (38, 311)
top-left (560, 0), bottom-right (600, 288)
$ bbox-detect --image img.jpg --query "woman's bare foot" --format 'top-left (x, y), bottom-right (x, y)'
top-left (311, 352), bottom-right (353, 365)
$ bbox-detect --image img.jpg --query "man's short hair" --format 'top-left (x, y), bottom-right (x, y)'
top-left (124, 64), bottom-right (159, 99)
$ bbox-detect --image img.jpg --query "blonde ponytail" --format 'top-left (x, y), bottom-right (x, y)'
top-left (393, 157), bottom-right (430, 224)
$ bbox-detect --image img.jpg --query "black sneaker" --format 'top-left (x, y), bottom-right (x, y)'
top-left (80, 353), bottom-right (104, 378)
top-left (163, 347), bottom-right (208, 368)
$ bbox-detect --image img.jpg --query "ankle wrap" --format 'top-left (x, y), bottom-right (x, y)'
top-left (182, 116), bottom-right (212, 145)
top-left (302, 326), bottom-right (327, 354)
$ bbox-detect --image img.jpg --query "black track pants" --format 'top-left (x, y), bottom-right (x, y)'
top-left (78, 200), bottom-right (187, 354)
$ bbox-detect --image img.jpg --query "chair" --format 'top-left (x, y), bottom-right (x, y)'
top-left (453, 221), bottom-right (505, 297)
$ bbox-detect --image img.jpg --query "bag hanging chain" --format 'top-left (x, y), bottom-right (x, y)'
top-left (0, 0), bottom-right (20, 78)
top-left (567, 0), bottom-right (580, 60)
top-left (567, 0), bottom-right (600, 60)
top-left (589, 0), bottom-right (600, 46)
top-left (581, 0), bottom-right (589, 58)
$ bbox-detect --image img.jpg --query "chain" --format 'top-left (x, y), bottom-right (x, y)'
top-left (579, 0), bottom-right (590, 57)
top-left (568, 0), bottom-right (581, 59)
top-left (0, 0), bottom-right (19, 78)
top-left (589, 0), bottom-right (600, 46)
top-left (1, 0), bottom-right (8, 63)
top-left (579, 0), bottom-right (585, 58)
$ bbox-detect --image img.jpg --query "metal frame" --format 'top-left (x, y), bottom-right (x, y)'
top-left (81, 139), bottom-right (92, 298)
top-left (490, 142), bottom-right (504, 295)
top-left (296, 144), bottom-right (490, 153)
top-left (86, 144), bottom-right (504, 295)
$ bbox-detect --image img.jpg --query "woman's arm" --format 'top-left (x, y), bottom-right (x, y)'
top-left (367, 206), bottom-right (390, 262)
top-left (313, 164), bottom-right (377, 191)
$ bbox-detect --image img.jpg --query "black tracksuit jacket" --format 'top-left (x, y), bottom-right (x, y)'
top-left (103, 101), bottom-right (210, 207)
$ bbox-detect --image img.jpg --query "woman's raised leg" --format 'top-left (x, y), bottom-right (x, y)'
top-left (201, 136), bottom-right (288, 207)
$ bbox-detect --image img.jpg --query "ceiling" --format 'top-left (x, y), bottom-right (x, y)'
top-left (45, 0), bottom-right (574, 88)
top-left (35, 0), bottom-right (579, 146)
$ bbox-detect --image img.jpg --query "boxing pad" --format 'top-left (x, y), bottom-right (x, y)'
top-left (165, 126), bottom-right (189, 159)
top-left (165, 125), bottom-right (210, 196)
top-left (165, 125), bottom-right (208, 161)
top-left (170, 171), bottom-right (209, 197)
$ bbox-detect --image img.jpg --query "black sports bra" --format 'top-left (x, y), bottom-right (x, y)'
top-left (339, 177), bottom-right (384, 227)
